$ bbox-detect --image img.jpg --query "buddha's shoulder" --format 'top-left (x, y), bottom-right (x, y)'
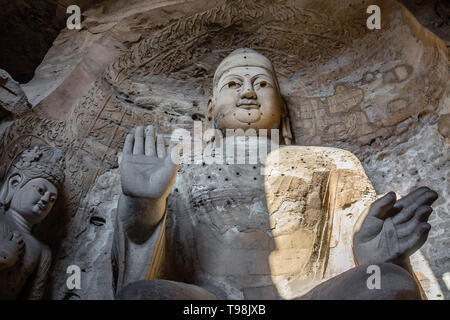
top-left (266, 145), bottom-right (365, 172)
top-left (23, 234), bottom-right (51, 258)
top-left (270, 145), bottom-right (359, 158)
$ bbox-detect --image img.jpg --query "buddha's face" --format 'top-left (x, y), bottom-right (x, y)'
top-left (209, 66), bottom-right (282, 131)
top-left (9, 177), bottom-right (58, 225)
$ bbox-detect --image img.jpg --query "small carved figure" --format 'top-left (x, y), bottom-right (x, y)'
top-left (0, 145), bottom-right (64, 299)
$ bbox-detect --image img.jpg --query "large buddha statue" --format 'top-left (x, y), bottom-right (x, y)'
top-left (0, 145), bottom-right (64, 299)
top-left (112, 49), bottom-right (438, 300)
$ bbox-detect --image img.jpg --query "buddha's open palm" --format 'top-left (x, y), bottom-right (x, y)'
top-left (353, 187), bottom-right (438, 266)
top-left (120, 125), bottom-right (177, 200)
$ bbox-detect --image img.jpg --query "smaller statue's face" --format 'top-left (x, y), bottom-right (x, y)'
top-left (9, 178), bottom-right (58, 225)
top-left (210, 66), bottom-right (282, 130)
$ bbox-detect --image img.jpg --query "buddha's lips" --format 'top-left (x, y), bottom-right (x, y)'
top-left (37, 202), bottom-right (46, 211)
top-left (236, 103), bottom-right (260, 110)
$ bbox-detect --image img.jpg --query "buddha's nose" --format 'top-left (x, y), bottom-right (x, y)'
top-left (41, 192), bottom-right (50, 204)
top-left (240, 81), bottom-right (257, 99)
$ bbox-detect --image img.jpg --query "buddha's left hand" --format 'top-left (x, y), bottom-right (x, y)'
top-left (353, 187), bottom-right (438, 267)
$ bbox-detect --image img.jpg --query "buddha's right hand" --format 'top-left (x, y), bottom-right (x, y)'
top-left (0, 231), bottom-right (25, 270)
top-left (353, 187), bottom-right (438, 267)
top-left (120, 125), bottom-right (178, 200)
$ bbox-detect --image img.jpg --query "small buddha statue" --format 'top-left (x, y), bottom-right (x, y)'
top-left (0, 145), bottom-right (64, 299)
top-left (113, 49), bottom-right (438, 300)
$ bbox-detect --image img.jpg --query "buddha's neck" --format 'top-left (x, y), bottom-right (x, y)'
top-left (7, 209), bottom-right (32, 234)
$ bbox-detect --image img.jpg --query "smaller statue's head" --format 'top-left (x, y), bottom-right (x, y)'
top-left (0, 145), bottom-right (64, 226)
top-left (207, 48), bottom-right (285, 132)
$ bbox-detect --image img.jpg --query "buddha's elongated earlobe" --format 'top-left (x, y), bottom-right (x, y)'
top-left (203, 98), bottom-right (216, 144)
top-left (280, 98), bottom-right (293, 145)
top-left (206, 98), bottom-right (214, 125)
top-left (282, 116), bottom-right (293, 145)
top-left (0, 173), bottom-right (23, 209)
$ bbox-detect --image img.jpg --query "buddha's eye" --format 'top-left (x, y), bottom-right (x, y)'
top-left (50, 196), bottom-right (56, 203)
top-left (37, 187), bottom-right (44, 195)
top-left (255, 80), bottom-right (270, 89)
top-left (227, 81), bottom-right (240, 89)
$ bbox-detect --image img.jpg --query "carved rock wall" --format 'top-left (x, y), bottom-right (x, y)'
top-left (0, 0), bottom-right (102, 83)
top-left (0, 0), bottom-right (448, 299)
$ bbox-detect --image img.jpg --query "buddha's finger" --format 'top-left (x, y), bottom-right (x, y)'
top-left (166, 142), bottom-right (180, 165)
top-left (145, 125), bottom-right (156, 156)
top-left (367, 192), bottom-right (396, 219)
top-left (123, 134), bottom-right (134, 155)
top-left (415, 205), bottom-right (433, 222)
top-left (396, 217), bottom-right (420, 239)
top-left (393, 190), bottom-right (437, 224)
top-left (133, 126), bottom-right (145, 155)
top-left (392, 187), bottom-right (430, 210)
top-left (397, 205), bottom-right (433, 238)
top-left (157, 135), bottom-right (166, 158)
top-left (399, 223), bottom-right (431, 256)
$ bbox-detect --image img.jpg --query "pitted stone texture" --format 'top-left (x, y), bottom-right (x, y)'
top-left (46, 167), bottom-right (120, 300)
top-left (364, 124), bottom-right (449, 300)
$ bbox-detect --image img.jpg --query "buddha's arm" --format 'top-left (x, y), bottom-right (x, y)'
top-left (117, 194), bottom-right (167, 244)
top-left (117, 125), bottom-right (177, 244)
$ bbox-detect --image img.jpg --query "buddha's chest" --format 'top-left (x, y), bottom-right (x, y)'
top-left (167, 161), bottom-right (328, 296)
top-left (164, 146), bottom-right (377, 299)
top-left (169, 162), bottom-right (269, 234)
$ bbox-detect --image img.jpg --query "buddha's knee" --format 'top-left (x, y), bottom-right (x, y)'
top-left (116, 279), bottom-right (217, 300)
top-left (300, 263), bottom-right (421, 300)
top-left (374, 263), bottom-right (422, 300)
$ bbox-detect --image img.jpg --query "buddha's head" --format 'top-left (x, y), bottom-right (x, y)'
top-left (207, 48), bottom-right (292, 143)
top-left (0, 145), bottom-right (64, 226)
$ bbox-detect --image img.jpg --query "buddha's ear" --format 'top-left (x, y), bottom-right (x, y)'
top-left (280, 97), bottom-right (293, 145)
top-left (206, 99), bottom-right (214, 123)
top-left (0, 173), bottom-right (23, 207)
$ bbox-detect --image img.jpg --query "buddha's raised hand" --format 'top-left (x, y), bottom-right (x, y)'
top-left (120, 125), bottom-right (177, 200)
top-left (353, 187), bottom-right (438, 266)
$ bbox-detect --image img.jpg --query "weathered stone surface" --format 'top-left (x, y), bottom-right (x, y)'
top-left (45, 167), bottom-right (120, 299)
top-left (0, 69), bottom-right (31, 115)
top-left (0, 0), bottom-right (447, 299)
top-left (264, 146), bottom-right (378, 299)
top-left (364, 123), bottom-right (449, 299)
